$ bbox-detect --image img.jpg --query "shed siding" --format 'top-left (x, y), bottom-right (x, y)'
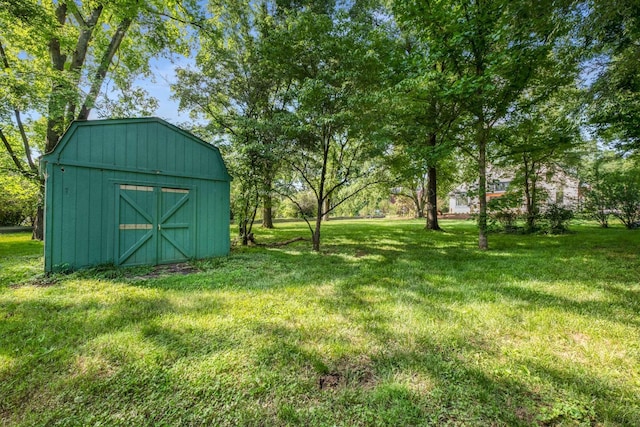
top-left (53, 120), bottom-right (228, 180)
top-left (44, 118), bottom-right (230, 272)
top-left (46, 163), bottom-right (229, 271)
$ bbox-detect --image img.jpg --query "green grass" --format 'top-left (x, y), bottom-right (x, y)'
top-left (0, 233), bottom-right (43, 287)
top-left (1, 220), bottom-right (639, 426)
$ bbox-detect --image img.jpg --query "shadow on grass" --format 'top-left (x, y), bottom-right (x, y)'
top-left (121, 305), bottom-right (547, 425)
top-left (166, 233), bottom-right (640, 311)
top-left (1, 221), bottom-right (639, 424)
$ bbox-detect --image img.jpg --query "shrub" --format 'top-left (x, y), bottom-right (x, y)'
top-left (542, 204), bottom-right (574, 234)
top-left (487, 193), bottom-right (522, 233)
top-left (0, 175), bottom-right (39, 226)
top-left (581, 156), bottom-right (640, 230)
top-left (609, 171), bottom-right (640, 229)
top-left (280, 191), bottom-right (316, 218)
top-left (582, 187), bottom-right (611, 228)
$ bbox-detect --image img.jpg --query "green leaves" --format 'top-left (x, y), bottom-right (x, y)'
top-left (583, 155), bottom-right (640, 229)
top-left (1, 0), bottom-right (207, 166)
top-left (582, 0), bottom-right (640, 153)
top-left (391, 0), bottom-right (581, 247)
top-left (0, 171), bottom-right (39, 226)
top-left (173, 1), bottom-right (298, 241)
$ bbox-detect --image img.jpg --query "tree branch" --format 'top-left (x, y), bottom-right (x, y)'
top-left (46, 2), bottom-right (68, 151)
top-left (0, 129), bottom-right (28, 176)
top-left (145, 6), bottom-right (213, 35)
top-left (66, 5), bottom-right (104, 122)
top-left (324, 178), bottom-right (390, 217)
top-left (0, 41), bottom-right (36, 171)
top-left (272, 185), bottom-right (315, 236)
top-left (285, 157), bottom-right (320, 200)
top-left (0, 40), bottom-right (10, 69)
top-left (78, 16), bottom-right (133, 119)
top-left (14, 110), bottom-right (36, 170)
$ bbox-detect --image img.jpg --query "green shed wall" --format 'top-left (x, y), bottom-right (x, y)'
top-left (43, 119), bottom-right (230, 272)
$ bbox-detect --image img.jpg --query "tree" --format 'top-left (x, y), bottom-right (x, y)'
top-left (173, 0), bottom-right (291, 238)
top-left (582, 154), bottom-right (640, 229)
top-left (227, 144), bottom-right (263, 245)
top-left (0, 0), bottom-right (205, 239)
top-left (393, 0), bottom-right (579, 249)
top-left (272, 2), bottom-right (393, 251)
top-left (386, 141), bottom-right (458, 221)
top-left (582, 153), bottom-right (617, 227)
top-left (494, 89), bottom-right (582, 230)
top-left (609, 168), bottom-right (640, 229)
top-left (583, 0), bottom-right (640, 154)
top-left (0, 166), bottom-right (39, 226)
top-left (387, 29), bottom-right (462, 230)
top-left (387, 150), bottom-right (429, 218)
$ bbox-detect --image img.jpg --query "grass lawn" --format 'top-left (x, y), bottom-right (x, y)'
top-left (1, 219), bottom-right (639, 426)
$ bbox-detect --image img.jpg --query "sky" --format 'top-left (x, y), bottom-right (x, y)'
top-left (140, 56), bottom-right (194, 124)
top-left (94, 55), bottom-right (197, 126)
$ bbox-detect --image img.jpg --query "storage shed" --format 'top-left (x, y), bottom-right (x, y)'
top-left (42, 118), bottom-right (231, 272)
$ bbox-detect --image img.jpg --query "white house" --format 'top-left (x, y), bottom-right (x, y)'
top-left (449, 168), bottom-right (581, 214)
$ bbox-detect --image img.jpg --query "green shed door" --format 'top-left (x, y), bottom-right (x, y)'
top-left (117, 184), bottom-right (194, 266)
top-left (158, 188), bottom-right (193, 264)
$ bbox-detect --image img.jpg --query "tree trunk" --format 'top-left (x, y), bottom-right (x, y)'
top-left (523, 159), bottom-right (533, 229)
top-left (425, 134), bottom-right (441, 231)
top-left (523, 156), bottom-right (538, 230)
top-left (312, 131), bottom-right (329, 252)
top-left (425, 164), bottom-right (441, 230)
top-left (240, 220), bottom-right (248, 245)
top-left (415, 199), bottom-right (424, 218)
top-left (262, 202), bottom-right (274, 228)
top-left (46, 3), bottom-right (68, 153)
top-left (312, 216), bottom-right (322, 251)
top-left (526, 185), bottom-right (535, 230)
top-left (32, 204), bottom-right (44, 241)
top-left (32, 179), bottom-right (45, 240)
top-left (78, 17), bottom-right (133, 119)
top-left (478, 136), bottom-right (488, 250)
top-left (322, 198), bottom-right (330, 221)
top-left (262, 182), bottom-right (274, 228)
top-left (529, 179), bottom-right (538, 229)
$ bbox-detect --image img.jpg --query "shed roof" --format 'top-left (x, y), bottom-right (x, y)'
top-left (42, 117), bottom-right (231, 181)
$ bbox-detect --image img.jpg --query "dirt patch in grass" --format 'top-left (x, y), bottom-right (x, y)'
top-left (318, 355), bottom-right (377, 390)
top-left (11, 275), bottom-right (59, 288)
top-left (140, 263), bottom-right (200, 278)
top-left (11, 263), bottom-right (200, 285)
top-left (514, 406), bottom-right (534, 424)
top-left (318, 373), bottom-right (341, 390)
top-left (570, 332), bottom-right (589, 346)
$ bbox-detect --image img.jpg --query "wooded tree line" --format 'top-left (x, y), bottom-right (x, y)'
top-left (1, 0), bottom-right (639, 249)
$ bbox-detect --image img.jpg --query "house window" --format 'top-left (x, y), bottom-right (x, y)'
top-left (488, 181), bottom-right (509, 193)
top-left (455, 194), bottom-right (469, 206)
top-left (556, 189), bottom-right (564, 205)
top-left (496, 181), bottom-right (509, 193)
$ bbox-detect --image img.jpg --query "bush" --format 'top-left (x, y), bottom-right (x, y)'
top-left (487, 193), bottom-right (522, 233)
top-left (0, 175), bottom-right (39, 226)
top-left (582, 188), bottom-right (611, 227)
top-left (542, 204), bottom-right (573, 234)
top-left (581, 157), bottom-right (640, 230)
top-left (280, 191), bottom-right (316, 218)
top-left (609, 171), bottom-right (640, 229)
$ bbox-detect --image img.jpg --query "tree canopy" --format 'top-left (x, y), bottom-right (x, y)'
top-left (3, 0), bottom-right (639, 246)
top-left (584, 0), bottom-right (640, 153)
top-left (0, 0), bottom-right (206, 237)
top-left (392, 0), bottom-right (581, 248)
